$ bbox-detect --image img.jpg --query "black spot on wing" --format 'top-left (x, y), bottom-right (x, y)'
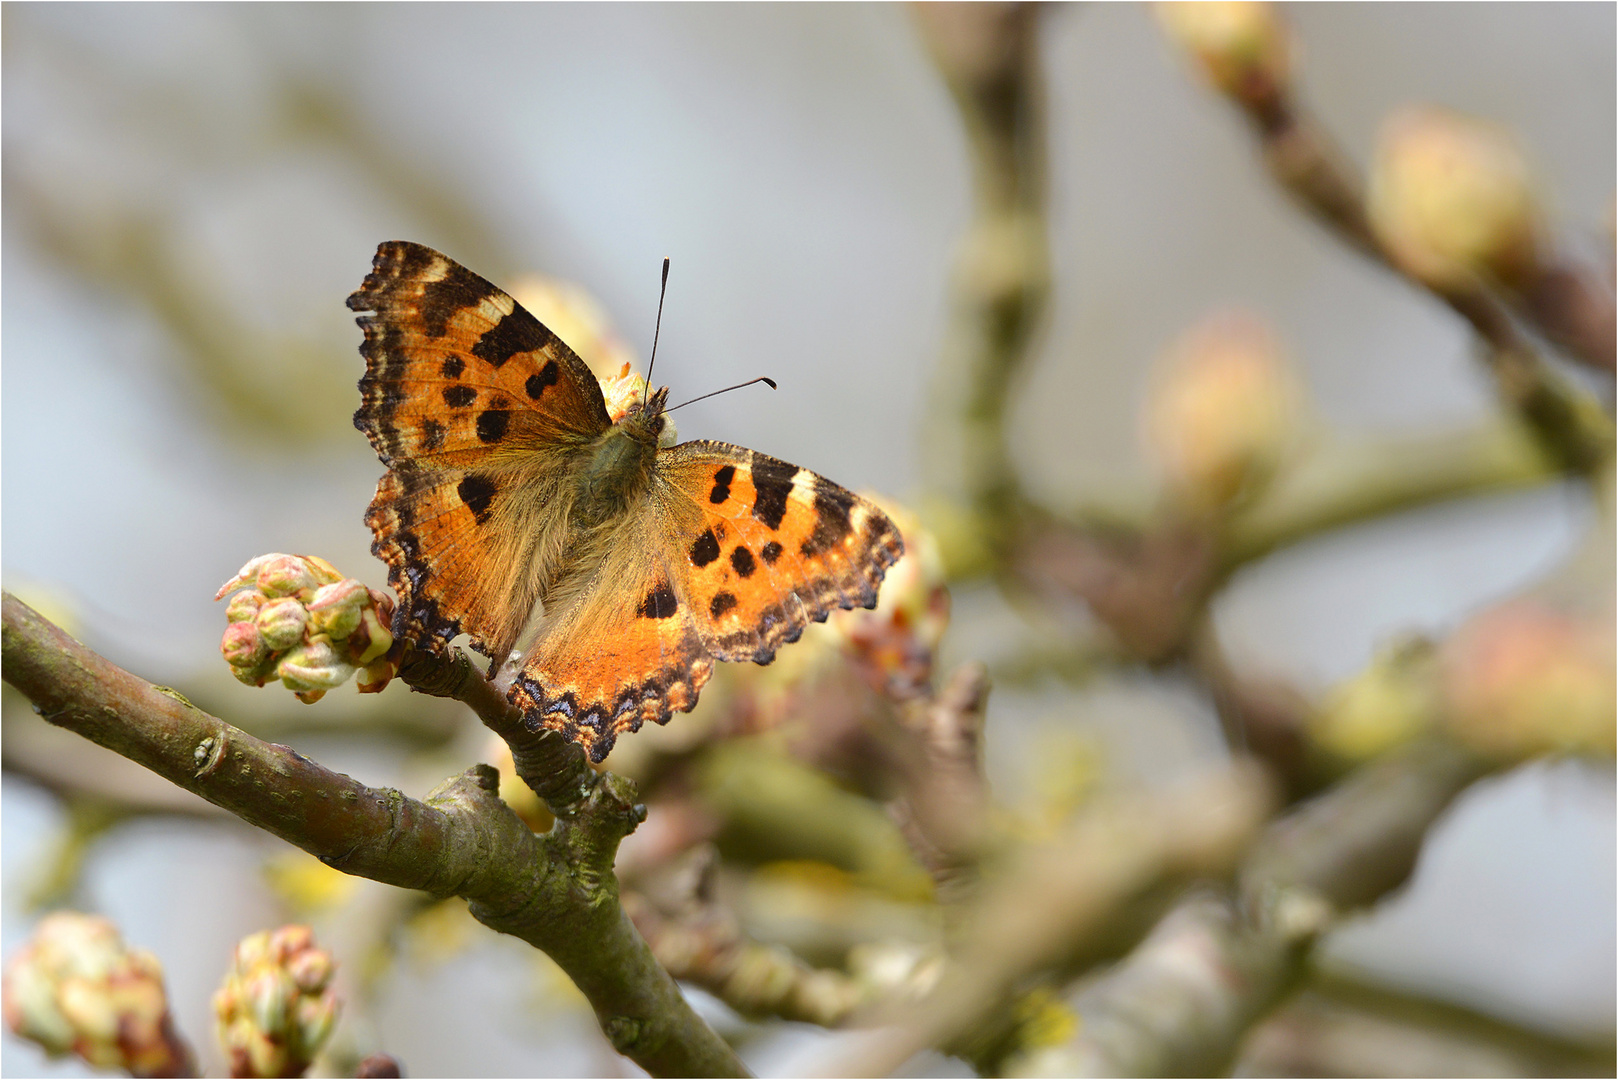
top-left (710, 591), bottom-right (738, 619)
top-left (441, 356), bottom-right (464, 379)
top-left (417, 261), bottom-right (499, 340)
top-left (637, 582), bottom-right (679, 619)
top-left (799, 483), bottom-right (856, 556)
top-left (690, 529), bottom-right (721, 568)
top-left (471, 307), bottom-right (550, 369)
top-left (443, 385), bottom-right (476, 408)
top-left (457, 474), bottom-right (497, 523)
top-left (526, 360), bottom-right (560, 400)
top-left (760, 541), bottom-right (783, 565)
top-left (750, 456), bottom-right (797, 530)
top-left (730, 546), bottom-right (756, 578)
top-left (476, 409), bottom-right (510, 443)
top-left (709, 465), bottom-right (735, 505)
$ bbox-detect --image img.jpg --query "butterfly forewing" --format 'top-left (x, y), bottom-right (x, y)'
top-left (656, 441), bottom-right (905, 663)
top-left (350, 241), bottom-right (612, 658)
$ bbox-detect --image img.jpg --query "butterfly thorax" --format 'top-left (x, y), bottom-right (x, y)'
top-left (570, 386), bottom-right (670, 528)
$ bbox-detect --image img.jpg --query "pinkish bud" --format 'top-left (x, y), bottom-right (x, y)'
top-left (3, 912), bottom-right (192, 1078)
top-left (221, 622), bottom-right (268, 670)
top-left (1439, 600), bottom-right (1615, 761)
top-left (1143, 311), bottom-right (1301, 514)
top-left (255, 597), bottom-right (310, 652)
top-left (254, 556), bottom-right (318, 599)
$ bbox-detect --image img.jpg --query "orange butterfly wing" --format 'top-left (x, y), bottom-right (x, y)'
top-left (506, 441), bottom-right (904, 761)
top-left (350, 241), bottom-right (611, 660)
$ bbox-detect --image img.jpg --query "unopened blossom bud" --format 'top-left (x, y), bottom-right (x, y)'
top-left (256, 598), bottom-right (310, 652)
top-left (2, 912), bottom-right (193, 1078)
top-left (225, 590), bottom-right (266, 625)
top-left (1368, 106), bottom-right (1543, 292)
top-left (221, 621), bottom-right (269, 670)
top-left (1143, 311), bottom-right (1301, 514)
top-left (214, 925), bottom-right (340, 1080)
top-left (277, 638), bottom-right (356, 697)
top-left (307, 579), bottom-right (369, 640)
top-left (1157, 1), bottom-right (1291, 111)
top-left (1312, 637), bottom-right (1439, 762)
top-left (1439, 599), bottom-right (1615, 761)
top-left (219, 555), bottom-right (397, 701)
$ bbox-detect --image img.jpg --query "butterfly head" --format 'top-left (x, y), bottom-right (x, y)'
top-left (616, 384), bottom-right (673, 447)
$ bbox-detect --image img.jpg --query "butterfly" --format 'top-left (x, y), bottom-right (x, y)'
top-left (349, 241), bottom-right (904, 762)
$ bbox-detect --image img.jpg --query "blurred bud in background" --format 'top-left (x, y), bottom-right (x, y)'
top-left (214, 925), bottom-right (340, 1080)
top-left (1368, 105), bottom-right (1544, 293)
top-left (508, 275), bottom-right (639, 382)
top-left (1312, 636), bottom-right (1440, 764)
top-left (1438, 599), bottom-right (1616, 762)
top-left (829, 497), bottom-right (951, 703)
top-left (1143, 311), bottom-right (1302, 516)
top-left (2, 911), bottom-right (193, 1078)
top-left (1156, 1), bottom-right (1292, 111)
top-left (216, 554), bottom-right (396, 703)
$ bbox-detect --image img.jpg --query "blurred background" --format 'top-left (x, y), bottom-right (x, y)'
top-left (3, 4), bottom-right (1612, 1077)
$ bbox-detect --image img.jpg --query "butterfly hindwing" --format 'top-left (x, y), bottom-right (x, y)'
top-left (507, 530), bottom-right (714, 763)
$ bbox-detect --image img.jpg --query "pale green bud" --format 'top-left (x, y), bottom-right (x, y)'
top-left (255, 598), bottom-right (310, 652)
top-left (277, 638), bottom-right (356, 694)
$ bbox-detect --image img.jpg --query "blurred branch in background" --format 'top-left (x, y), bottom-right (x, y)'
top-left (913, 2), bottom-right (1049, 573)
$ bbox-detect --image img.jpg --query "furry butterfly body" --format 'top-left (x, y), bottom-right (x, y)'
top-left (350, 241), bottom-right (904, 760)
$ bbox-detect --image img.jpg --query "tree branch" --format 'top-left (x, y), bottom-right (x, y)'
top-left (1, 593), bottom-right (748, 1079)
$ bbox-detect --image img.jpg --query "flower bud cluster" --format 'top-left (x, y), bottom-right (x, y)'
top-left (213, 925), bottom-right (340, 1080)
top-left (1143, 311), bottom-right (1301, 515)
top-left (1, 911), bottom-right (191, 1078)
top-left (215, 554), bottom-right (396, 703)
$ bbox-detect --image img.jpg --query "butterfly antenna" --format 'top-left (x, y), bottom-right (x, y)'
top-left (644, 257), bottom-right (670, 408)
top-left (666, 377), bottom-right (777, 413)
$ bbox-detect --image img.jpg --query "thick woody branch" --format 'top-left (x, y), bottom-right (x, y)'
top-left (1, 594), bottom-right (747, 1079)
